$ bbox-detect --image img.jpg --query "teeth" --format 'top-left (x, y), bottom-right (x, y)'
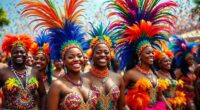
top-left (99, 59), bottom-right (106, 63)
top-left (73, 64), bottom-right (80, 68)
top-left (16, 57), bottom-right (22, 60)
top-left (36, 64), bottom-right (41, 67)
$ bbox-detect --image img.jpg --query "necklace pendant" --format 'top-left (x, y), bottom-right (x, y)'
top-left (16, 90), bottom-right (34, 109)
top-left (20, 75), bottom-right (24, 79)
top-left (101, 77), bottom-right (108, 84)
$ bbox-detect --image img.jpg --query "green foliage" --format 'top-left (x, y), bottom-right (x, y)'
top-left (192, 0), bottom-right (200, 21)
top-left (0, 8), bottom-right (10, 27)
top-left (193, 0), bottom-right (200, 4)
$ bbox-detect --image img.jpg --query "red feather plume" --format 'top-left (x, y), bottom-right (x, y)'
top-left (2, 34), bottom-right (33, 55)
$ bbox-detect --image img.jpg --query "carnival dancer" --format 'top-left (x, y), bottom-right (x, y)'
top-left (0, 34), bottom-right (46, 110)
top-left (107, 0), bottom-right (177, 109)
top-left (18, 0), bottom-right (99, 109)
top-left (52, 59), bottom-right (65, 80)
top-left (194, 41), bottom-right (200, 109)
top-left (30, 31), bottom-right (52, 92)
top-left (154, 41), bottom-right (186, 109)
top-left (171, 35), bottom-right (197, 110)
top-left (85, 23), bottom-right (126, 110)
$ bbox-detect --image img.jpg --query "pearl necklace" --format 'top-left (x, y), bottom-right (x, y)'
top-left (11, 65), bottom-right (28, 90)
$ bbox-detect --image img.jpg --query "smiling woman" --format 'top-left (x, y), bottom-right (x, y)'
top-left (0, 34), bottom-right (46, 110)
top-left (84, 23), bottom-right (126, 110)
top-left (30, 31), bottom-right (52, 93)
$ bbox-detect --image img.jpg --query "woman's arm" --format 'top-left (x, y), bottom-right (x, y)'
top-left (118, 76), bottom-right (127, 110)
top-left (37, 79), bottom-right (46, 110)
top-left (34, 69), bottom-right (46, 110)
top-left (46, 80), bottom-right (61, 110)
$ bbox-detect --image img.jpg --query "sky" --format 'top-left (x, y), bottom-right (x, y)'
top-left (0, 0), bottom-right (198, 41)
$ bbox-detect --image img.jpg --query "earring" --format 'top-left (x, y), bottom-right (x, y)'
top-left (91, 60), bottom-right (94, 66)
top-left (63, 64), bottom-right (67, 74)
top-left (138, 57), bottom-right (141, 65)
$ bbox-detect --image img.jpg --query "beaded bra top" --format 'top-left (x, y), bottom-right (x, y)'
top-left (2, 69), bottom-right (39, 109)
top-left (92, 84), bottom-right (120, 110)
top-left (60, 90), bottom-right (98, 110)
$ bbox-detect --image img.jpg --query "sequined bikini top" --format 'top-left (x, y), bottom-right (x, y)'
top-left (3, 75), bottom-right (39, 109)
top-left (92, 84), bottom-right (120, 110)
top-left (60, 90), bottom-right (98, 110)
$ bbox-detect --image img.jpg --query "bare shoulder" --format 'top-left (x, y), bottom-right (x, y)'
top-left (0, 63), bottom-right (10, 75)
top-left (174, 69), bottom-right (182, 79)
top-left (31, 68), bottom-right (39, 77)
top-left (125, 68), bottom-right (138, 77)
top-left (0, 63), bottom-right (8, 71)
top-left (124, 67), bottom-right (142, 83)
top-left (50, 79), bottom-right (64, 90)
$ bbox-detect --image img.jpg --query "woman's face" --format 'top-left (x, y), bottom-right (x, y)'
top-left (11, 46), bottom-right (27, 65)
top-left (34, 53), bottom-right (48, 71)
top-left (185, 54), bottom-right (194, 66)
top-left (140, 46), bottom-right (154, 65)
top-left (26, 54), bottom-right (33, 66)
top-left (53, 60), bottom-right (63, 69)
top-left (92, 44), bottom-right (110, 69)
top-left (159, 55), bottom-right (172, 71)
top-left (64, 48), bottom-right (84, 73)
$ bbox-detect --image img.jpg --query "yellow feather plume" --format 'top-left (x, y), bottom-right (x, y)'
top-left (5, 78), bottom-right (20, 91)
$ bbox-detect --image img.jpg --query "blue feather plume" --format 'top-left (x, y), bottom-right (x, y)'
top-left (49, 20), bottom-right (89, 61)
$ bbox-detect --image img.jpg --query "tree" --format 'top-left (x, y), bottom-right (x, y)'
top-left (0, 8), bottom-right (10, 27)
top-left (192, 0), bottom-right (200, 21)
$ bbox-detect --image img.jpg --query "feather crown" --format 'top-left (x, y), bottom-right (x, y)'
top-left (107, 0), bottom-right (177, 32)
top-left (86, 23), bottom-right (117, 59)
top-left (30, 31), bottom-right (50, 61)
top-left (18, 0), bottom-right (88, 60)
top-left (153, 40), bottom-right (174, 61)
top-left (106, 0), bottom-right (177, 70)
top-left (170, 35), bottom-right (197, 67)
top-left (2, 34), bottom-right (33, 55)
top-left (87, 23), bottom-right (117, 49)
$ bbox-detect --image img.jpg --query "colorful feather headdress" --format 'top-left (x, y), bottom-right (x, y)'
top-left (18, 0), bottom-right (89, 60)
top-left (153, 40), bottom-right (174, 62)
top-left (86, 23), bottom-right (117, 59)
top-left (107, 0), bottom-right (177, 70)
top-left (170, 35), bottom-right (197, 67)
top-left (30, 31), bottom-right (50, 61)
top-left (2, 34), bottom-right (33, 55)
top-left (196, 40), bottom-right (200, 62)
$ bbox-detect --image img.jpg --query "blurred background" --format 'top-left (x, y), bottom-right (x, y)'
top-left (0, 0), bottom-right (199, 43)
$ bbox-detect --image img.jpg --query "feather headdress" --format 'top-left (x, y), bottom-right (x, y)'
top-left (107, 0), bottom-right (177, 32)
top-left (170, 35), bottom-right (197, 67)
top-left (30, 31), bottom-right (50, 61)
top-left (107, 0), bottom-right (177, 70)
top-left (86, 23), bottom-right (117, 59)
top-left (18, 0), bottom-right (88, 60)
top-left (195, 40), bottom-right (200, 62)
top-left (153, 40), bottom-right (174, 62)
top-left (2, 34), bottom-right (33, 55)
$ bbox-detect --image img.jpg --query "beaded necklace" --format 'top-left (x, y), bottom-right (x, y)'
top-left (135, 65), bottom-right (152, 75)
top-left (159, 70), bottom-right (172, 79)
top-left (135, 65), bottom-right (153, 79)
top-left (10, 65), bottom-right (28, 90)
top-left (64, 74), bottom-right (83, 87)
top-left (90, 67), bottom-right (109, 84)
top-left (90, 67), bottom-right (109, 78)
